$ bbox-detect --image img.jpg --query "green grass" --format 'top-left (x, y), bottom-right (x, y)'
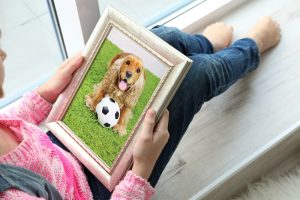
top-left (63, 39), bottom-right (160, 167)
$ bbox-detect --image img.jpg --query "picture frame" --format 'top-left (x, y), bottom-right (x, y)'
top-left (46, 6), bottom-right (192, 191)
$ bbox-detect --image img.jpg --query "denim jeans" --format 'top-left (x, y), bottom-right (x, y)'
top-left (148, 26), bottom-right (260, 186)
top-left (48, 26), bottom-right (260, 199)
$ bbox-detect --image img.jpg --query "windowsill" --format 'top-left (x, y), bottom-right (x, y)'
top-left (154, 0), bottom-right (300, 199)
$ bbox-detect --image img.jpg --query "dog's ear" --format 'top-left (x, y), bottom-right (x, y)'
top-left (143, 68), bottom-right (146, 80)
top-left (109, 52), bottom-right (131, 69)
top-left (125, 68), bottom-right (146, 108)
top-left (133, 66), bottom-right (146, 90)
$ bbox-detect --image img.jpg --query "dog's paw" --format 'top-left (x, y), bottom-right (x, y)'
top-left (114, 124), bottom-right (127, 136)
top-left (85, 95), bottom-right (96, 111)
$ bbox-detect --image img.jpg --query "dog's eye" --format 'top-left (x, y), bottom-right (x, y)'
top-left (136, 68), bottom-right (140, 73)
top-left (126, 60), bottom-right (130, 65)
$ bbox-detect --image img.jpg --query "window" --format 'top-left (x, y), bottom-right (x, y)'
top-left (98, 0), bottom-right (204, 27)
top-left (50, 0), bottom-right (207, 58)
top-left (0, 0), bottom-right (62, 108)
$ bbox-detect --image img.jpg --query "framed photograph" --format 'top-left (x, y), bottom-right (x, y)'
top-left (46, 6), bottom-right (192, 191)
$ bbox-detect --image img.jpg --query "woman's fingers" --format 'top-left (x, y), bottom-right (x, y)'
top-left (0, 49), bottom-right (6, 62)
top-left (154, 109), bottom-right (169, 133)
top-left (141, 108), bottom-right (156, 140)
top-left (154, 110), bottom-right (170, 143)
top-left (60, 54), bottom-right (83, 75)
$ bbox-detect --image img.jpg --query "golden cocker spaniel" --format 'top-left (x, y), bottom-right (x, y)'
top-left (85, 52), bottom-right (146, 135)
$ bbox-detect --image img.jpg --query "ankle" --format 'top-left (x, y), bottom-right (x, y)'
top-left (246, 33), bottom-right (263, 54)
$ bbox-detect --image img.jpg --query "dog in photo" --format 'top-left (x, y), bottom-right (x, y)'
top-left (86, 52), bottom-right (146, 135)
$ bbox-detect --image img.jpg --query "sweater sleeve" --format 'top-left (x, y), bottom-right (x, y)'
top-left (111, 171), bottom-right (155, 200)
top-left (4, 90), bottom-right (52, 125)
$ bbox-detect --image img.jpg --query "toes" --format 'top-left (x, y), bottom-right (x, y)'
top-left (227, 25), bottom-right (234, 37)
top-left (270, 19), bottom-right (281, 42)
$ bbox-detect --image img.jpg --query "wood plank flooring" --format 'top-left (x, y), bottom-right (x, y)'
top-left (154, 0), bottom-right (300, 199)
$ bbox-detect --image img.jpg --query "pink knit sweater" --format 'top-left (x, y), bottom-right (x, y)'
top-left (0, 90), bottom-right (155, 199)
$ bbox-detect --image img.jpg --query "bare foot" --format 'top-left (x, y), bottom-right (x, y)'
top-left (203, 22), bottom-right (233, 52)
top-left (246, 16), bottom-right (281, 53)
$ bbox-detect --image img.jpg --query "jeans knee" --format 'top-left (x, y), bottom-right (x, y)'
top-left (191, 53), bottom-right (237, 100)
top-left (151, 26), bottom-right (184, 48)
top-left (188, 54), bottom-right (221, 101)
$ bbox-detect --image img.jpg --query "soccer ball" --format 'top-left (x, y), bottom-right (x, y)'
top-left (95, 97), bottom-right (120, 128)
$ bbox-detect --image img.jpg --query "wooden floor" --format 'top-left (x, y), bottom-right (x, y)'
top-left (153, 0), bottom-right (300, 199)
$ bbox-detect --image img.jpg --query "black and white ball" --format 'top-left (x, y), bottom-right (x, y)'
top-left (95, 97), bottom-right (120, 128)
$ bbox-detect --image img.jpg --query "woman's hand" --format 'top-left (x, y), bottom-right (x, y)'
top-left (37, 54), bottom-right (83, 103)
top-left (132, 108), bottom-right (170, 180)
top-left (0, 49), bottom-right (6, 62)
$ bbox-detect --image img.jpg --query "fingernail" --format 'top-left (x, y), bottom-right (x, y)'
top-left (76, 54), bottom-right (82, 59)
top-left (76, 55), bottom-right (83, 63)
top-left (148, 108), bottom-right (156, 117)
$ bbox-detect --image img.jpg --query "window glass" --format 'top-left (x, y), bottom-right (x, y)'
top-left (98, 0), bottom-right (201, 26)
top-left (0, 0), bottom-right (62, 107)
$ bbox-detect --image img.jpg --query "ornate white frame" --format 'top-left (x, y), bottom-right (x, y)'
top-left (46, 6), bottom-right (192, 191)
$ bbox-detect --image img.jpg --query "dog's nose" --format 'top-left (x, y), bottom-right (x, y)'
top-left (126, 71), bottom-right (132, 78)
